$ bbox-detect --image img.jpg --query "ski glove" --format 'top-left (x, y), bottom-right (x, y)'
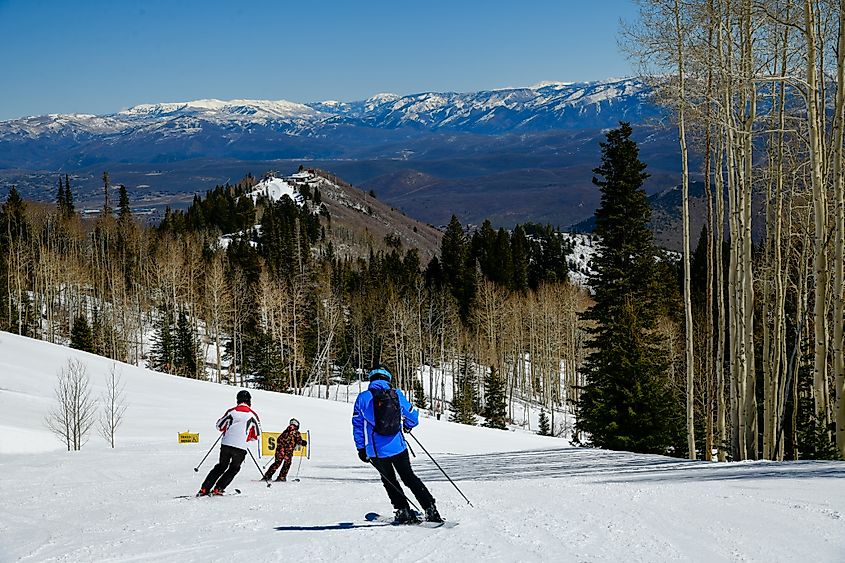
top-left (403, 425), bottom-right (412, 434)
top-left (357, 448), bottom-right (369, 463)
top-left (301, 440), bottom-right (307, 447)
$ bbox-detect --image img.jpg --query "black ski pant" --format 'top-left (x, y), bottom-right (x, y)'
top-left (370, 449), bottom-right (435, 511)
top-left (201, 444), bottom-right (246, 491)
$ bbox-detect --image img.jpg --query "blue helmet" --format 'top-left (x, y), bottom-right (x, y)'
top-left (368, 367), bottom-right (392, 382)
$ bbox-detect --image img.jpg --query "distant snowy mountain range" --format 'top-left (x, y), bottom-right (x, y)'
top-left (0, 78), bottom-right (683, 233)
top-left (1, 78), bottom-right (656, 145)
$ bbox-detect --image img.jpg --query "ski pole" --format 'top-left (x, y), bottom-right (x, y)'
top-left (407, 431), bottom-right (473, 507)
top-left (295, 430), bottom-right (309, 479)
top-left (193, 433), bottom-right (223, 472)
top-left (367, 458), bottom-right (421, 513)
top-left (247, 448), bottom-right (272, 488)
top-left (294, 453), bottom-right (304, 480)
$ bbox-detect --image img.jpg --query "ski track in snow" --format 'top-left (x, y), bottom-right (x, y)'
top-left (1, 331), bottom-right (844, 562)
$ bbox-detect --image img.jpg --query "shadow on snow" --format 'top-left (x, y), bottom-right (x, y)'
top-left (274, 522), bottom-right (390, 532)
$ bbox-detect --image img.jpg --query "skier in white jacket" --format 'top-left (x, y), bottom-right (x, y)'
top-left (198, 390), bottom-right (261, 496)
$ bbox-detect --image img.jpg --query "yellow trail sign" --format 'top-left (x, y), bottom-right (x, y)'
top-left (178, 432), bottom-right (200, 444)
top-left (261, 431), bottom-right (310, 458)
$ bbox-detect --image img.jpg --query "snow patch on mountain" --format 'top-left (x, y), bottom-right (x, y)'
top-left (247, 176), bottom-right (304, 205)
top-left (120, 99), bottom-right (324, 122)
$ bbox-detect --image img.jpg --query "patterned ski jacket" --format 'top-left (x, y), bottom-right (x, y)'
top-left (216, 403), bottom-right (261, 451)
top-left (275, 424), bottom-right (306, 459)
top-left (352, 379), bottom-right (419, 458)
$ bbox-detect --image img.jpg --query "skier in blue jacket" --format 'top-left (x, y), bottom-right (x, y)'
top-left (352, 366), bottom-right (443, 524)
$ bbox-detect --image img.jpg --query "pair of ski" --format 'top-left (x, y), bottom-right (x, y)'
top-left (365, 512), bottom-right (458, 529)
top-left (174, 488), bottom-right (242, 499)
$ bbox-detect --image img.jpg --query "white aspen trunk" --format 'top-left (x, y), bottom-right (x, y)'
top-left (833, 0), bottom-right (845, 459)
top-left (805, 0), bottom-right (831, 429)
top-left (673, 0), bottom-right (697, 460)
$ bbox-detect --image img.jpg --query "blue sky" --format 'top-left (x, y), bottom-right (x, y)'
top-left (0, 0), bottom-right (638, 120)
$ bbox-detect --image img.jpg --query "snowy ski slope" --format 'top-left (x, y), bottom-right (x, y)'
top-left (1, 331), bottom-right (843, 562)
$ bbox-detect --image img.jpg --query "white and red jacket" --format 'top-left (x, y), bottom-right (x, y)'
top-left (216, 403), bottom-right (261, 451)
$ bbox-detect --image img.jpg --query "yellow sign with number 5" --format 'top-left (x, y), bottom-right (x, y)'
top-left (261, 431), bottom-right (310, 458)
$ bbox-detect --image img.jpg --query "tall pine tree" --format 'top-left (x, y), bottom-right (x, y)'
top-left (174, 309), bottom-right (200, 378)
top-left (483, 365), bottom-right (508, 429)
top-left (70, 314), bottom-right (94, 353)
top-left (451, 355), bottom-right (478, 425)
top-left (150, 307), bottom-right (175, 373)
top-left (576, 122), bottom-right (682, 454)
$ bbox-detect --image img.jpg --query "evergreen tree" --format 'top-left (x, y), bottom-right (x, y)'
top-left (150, 308), bottom-right (175, 373)
top-left (483, 366), bottom-right (508, 429)
top-left (538, 409), bottom-right (551, 436)
top-left (451, 355), bottom-right (477, 425)
top-left (64, 175), bottom-right (75, 216)
top-left (412, 376), bottom-right (427, 410)
top-left (796, 358), bottom-right (842, 460)
top-left (70, 314), bottom-right (94, 353)
top-left (55, 175), bottom-right (76, 219)
top-left (242, 329), bottom-right (287, 392)
top-left (576, 122), bottom-right (682, 454)
top-left (510, 225), bottom-right (529, 291)
top-left (102, 171), bottom-right (112, 216)
top-left (441, 215), bottom-right (467, 295)
top-left (56, 177), bottom-right (67, 214)
top-left (174, 309), bottom-right (200, 378)
top-left (440, 215), bottom-right (475, 322)
top-left (118, 184), bottom-right (132, 223)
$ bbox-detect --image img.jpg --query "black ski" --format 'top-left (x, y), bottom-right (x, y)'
top-left (364, 512), bottom-right (458, 529)
top-left (174, 488), bottom-right (242, 499)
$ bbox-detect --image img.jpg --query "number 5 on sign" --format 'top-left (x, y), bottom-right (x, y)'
top-left (261, 432), bottom-right (281, 456)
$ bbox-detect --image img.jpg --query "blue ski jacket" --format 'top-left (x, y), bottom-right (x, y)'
top-left (352, 379), bottom-right (419, 458)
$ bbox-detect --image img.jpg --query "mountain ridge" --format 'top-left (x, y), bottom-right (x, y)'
top-left (0, 77), bottom-right (684, 234)
top-left (0, 78), bottom-right (660, 140)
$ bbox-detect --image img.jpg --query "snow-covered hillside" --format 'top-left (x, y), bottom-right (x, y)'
top-left (563, 232), bottom-right (598, 287)
top-left (2, 332), bottom-right (844, 562)
top-left (245, 176), bottom-right (304, 205)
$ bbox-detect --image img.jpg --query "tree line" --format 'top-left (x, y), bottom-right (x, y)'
top-left (0, 171), bottom-right (589, 435)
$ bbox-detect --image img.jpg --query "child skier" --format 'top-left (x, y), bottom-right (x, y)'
top-left (198, 390), bottom-right (261, 496)
top-left (352, 366), bottom-right (443, 524)
top-left (263, 418), bottom-right (307, 482)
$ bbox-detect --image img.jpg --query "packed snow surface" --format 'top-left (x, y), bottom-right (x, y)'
top-left (1, 331), bottom-right (843, 562)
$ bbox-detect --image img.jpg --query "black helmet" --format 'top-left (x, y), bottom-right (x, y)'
top-left (289, 418), bottom-right (300, 428)
top-left (237, 390), bottom-right (251, 405)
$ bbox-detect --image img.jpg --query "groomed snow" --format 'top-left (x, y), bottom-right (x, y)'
top-left (1, 331), bottom-right (843, 562)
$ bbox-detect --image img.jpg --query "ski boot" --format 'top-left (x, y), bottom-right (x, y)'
top-left (196, 487), bottom-right (209, 497)
top-left (211, 488), bottom-right (225, 496)
top-left (275, 476), bottom-right (286, 482)
top-left (424, 505), bottom-right (444, 523)
top-left (393, 508), bottom-right (421, 525)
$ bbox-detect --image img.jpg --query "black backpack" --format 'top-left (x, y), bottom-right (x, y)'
top-left (371, 388), bottom-right (402, 435)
